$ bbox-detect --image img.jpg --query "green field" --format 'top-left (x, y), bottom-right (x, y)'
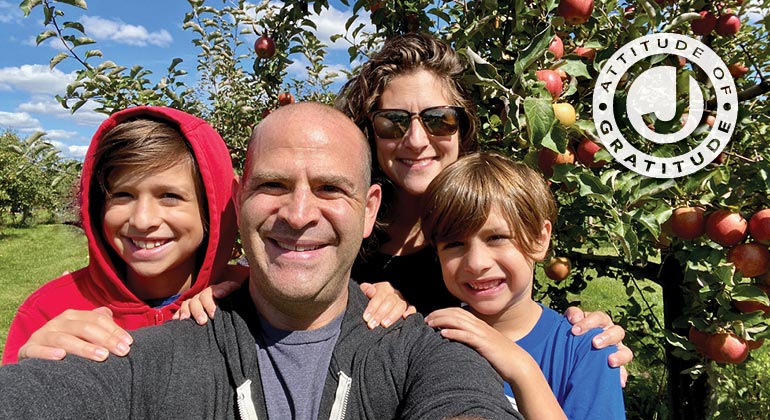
top-left (0, 224), bottom-right (88, 354)
top-left (1, 223), bottom-right (768, 418)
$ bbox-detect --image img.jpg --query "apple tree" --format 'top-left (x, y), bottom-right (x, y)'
top-left (21, 0), bottom-right (770, 417)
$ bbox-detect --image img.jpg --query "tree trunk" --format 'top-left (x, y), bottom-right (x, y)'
top-left (660, 256), bottom-right (709, 420)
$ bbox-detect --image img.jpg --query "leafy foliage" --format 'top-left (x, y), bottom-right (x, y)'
top-left (0, 131), bottom-right (80, 226)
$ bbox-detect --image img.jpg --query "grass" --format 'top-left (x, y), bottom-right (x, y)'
top-left (0, 224), bottom-right (88, 357)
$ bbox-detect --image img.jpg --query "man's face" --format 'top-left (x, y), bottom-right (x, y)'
top-left (238, 106), bottom-right (381, 329)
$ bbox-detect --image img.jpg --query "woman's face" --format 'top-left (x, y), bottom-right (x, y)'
top-left (374, 69), bottom-right (461, 197)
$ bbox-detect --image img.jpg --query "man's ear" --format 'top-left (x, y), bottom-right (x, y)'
top-left (362, 184), bottom-right (382, 239)
top-left (532, 219), bottom-right (553, 262)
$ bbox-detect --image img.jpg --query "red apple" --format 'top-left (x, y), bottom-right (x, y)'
top-left (576, 137), bottom-right (607, 167)
top-left (689, 327), bottom-right (709, 353)
top-left (544, 256), bottom-right (571, 281)
top-left (670, 207), bottom-right (706, 240)
top-left (748, 339), bottom-right (765, 350)
top-left (278, 92), bottom-right (295, 106)
top-left (557, 0), bottom-right (594, 25)
top-left (706, 332), bottom-right (749, 364)
top-left (548, 35), bottom-right (564, 59)
top-left (538, 146), bottom-right (575, 178)
top-left (727, 243), bottom-right (770, 277)
top-left (623, 6), bottom-right (635, 20)
top-left (536, 69), bottom-right (563, 100)
top-left (749, 209), bottom-right (770, 244)
top-left (728, 62), bottom-right (749, 78)
top-left (733, 283), bottom-right (770, 314)
top-left (691, 11), bottom-right (717, 35)
top-left (706, 209), bottom-right (748, 247)
top-left (254, 35), bottom-right (276, 59)
top-left (716, 13), bottom-right (741, 36)
top-left (368, 1), bottom-right (383, 12)
top-left (574, 46), bottom-right (597, 61)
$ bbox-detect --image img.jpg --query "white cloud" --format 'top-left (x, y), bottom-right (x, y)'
top-left (21, 34), bottom-right (70, 51)
top-left (0, 111), bottom-right (41, 131)
top-left (80, 16), bottom-right (173, 47)
top-left (0, 65), bottom-right (76, 95)
top-left (66, 144), bottom-right (89, 159)
top-left (40, 129), bottom-right (79, 141)
top-left (0, 1), bottom-right (19, 24)
top-left (19, 96), bottom-right (107, 127)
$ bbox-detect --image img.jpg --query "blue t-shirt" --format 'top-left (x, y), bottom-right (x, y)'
top-left (504, 304), bottom-right (626, 419)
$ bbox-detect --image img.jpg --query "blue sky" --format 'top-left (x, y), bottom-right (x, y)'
top-left (0, 0), bottom-right (367, 160)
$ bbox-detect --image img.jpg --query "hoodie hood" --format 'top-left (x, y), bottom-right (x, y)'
top-left (80, 106), bottom-right (238, 311)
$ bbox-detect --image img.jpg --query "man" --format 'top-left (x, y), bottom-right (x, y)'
top-left (0, 103), bottom-right (522, 420)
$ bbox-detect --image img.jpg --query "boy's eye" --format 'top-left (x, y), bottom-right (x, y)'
top-left (160, 192), bottom-right (184, 203)
top-left (108, 191), bottom-right (133, 202)
top-left (440, 241), bottom-right (464, 250)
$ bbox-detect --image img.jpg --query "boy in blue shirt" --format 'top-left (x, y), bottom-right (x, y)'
top-left (423, 152), bottom-right (626, 419)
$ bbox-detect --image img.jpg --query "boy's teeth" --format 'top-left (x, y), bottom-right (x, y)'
top-left (469, 280), bottom-right (501, 290)
top-left (132, 239), bottom-right (166, 249)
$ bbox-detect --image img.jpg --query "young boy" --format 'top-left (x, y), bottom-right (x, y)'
top-left (423, 152), bottom-right (626, 419)
top-left (2, 106), bottom-right (246, 364)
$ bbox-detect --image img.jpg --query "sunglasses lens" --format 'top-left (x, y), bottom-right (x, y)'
top-left (421, 108), bottom-right (460, 136)
top-left (372, 111), bottom-right (410, 139)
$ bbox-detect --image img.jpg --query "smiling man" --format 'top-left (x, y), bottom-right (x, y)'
top-left (0, 103), bottom-right (522, 420)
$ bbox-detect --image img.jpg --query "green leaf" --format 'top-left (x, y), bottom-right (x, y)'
top-left (84, 49), bottom-right (103, 59)
top-left (513, 26), bottom-right (553, 76)
top-left (523, 97), bottom-right (556, 149)
top-left (559, 59), bottom-right (591, 79)
top-left (56, 0), bottom-right (88, 10)
top-left (63, 21), bottom-right (85, 33)
top-left (19, 0), bottom-right (43, 16)
top-left (49, 52), bottom-right (69, 69)
top-left (35, 30), bottom-right (57, 46)
top-left (72, 36), bottom-right (96, 47)
top-left (732, 285), bottom-right (770, 305)
top-left (464, 48), bottom-right (502, 86)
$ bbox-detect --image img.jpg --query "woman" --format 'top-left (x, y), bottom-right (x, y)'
top-left (334, 33), bottom-right (632, 372)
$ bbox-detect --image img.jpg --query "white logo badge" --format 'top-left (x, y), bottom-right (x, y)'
top-left (593, 33), bottom-right (737, 178)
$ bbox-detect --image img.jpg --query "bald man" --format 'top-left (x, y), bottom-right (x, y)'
top-left (0, 103), bottom-right (522, 420)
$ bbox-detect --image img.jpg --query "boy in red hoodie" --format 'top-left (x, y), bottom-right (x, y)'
top-left (2, 106), bottom-right (246, 364)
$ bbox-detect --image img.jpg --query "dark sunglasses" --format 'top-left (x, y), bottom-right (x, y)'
top-left (368, 106), bottom-right (464, 139)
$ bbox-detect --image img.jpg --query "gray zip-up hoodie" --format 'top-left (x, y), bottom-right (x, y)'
top-left (0, 281), bottom-right (523, 420)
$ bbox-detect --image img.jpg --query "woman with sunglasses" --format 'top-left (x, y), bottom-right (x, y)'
top-left (334, 33), bottom-right (633, 377)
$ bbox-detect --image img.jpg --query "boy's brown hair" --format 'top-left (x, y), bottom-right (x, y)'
top-left (422, 152), bottom-right (557, 259)
top-left (89, 117), bottom-right (208, 233)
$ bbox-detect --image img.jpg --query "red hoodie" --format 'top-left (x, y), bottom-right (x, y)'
top-left (2, 106), bottom-right (247, 364)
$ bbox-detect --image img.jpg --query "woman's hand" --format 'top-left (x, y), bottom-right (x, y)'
top-left (18, 307), bottom-right (133, 362)
top-left (359, 282), bottom-right (416, 329)
top-left (564, 306), bottom-right (633, 387)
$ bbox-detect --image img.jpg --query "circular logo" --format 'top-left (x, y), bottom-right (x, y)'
top-left (592, 33), bottom-right (737, 178)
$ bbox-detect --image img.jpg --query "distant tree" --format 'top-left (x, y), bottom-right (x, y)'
top-left (0, 130), bottom-right (81, 226)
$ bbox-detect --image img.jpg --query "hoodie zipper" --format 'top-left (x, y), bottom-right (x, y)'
top-left (236, 380), bottom-right (259, 420)
top-left (328, 371), bottom-right (351, 420)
